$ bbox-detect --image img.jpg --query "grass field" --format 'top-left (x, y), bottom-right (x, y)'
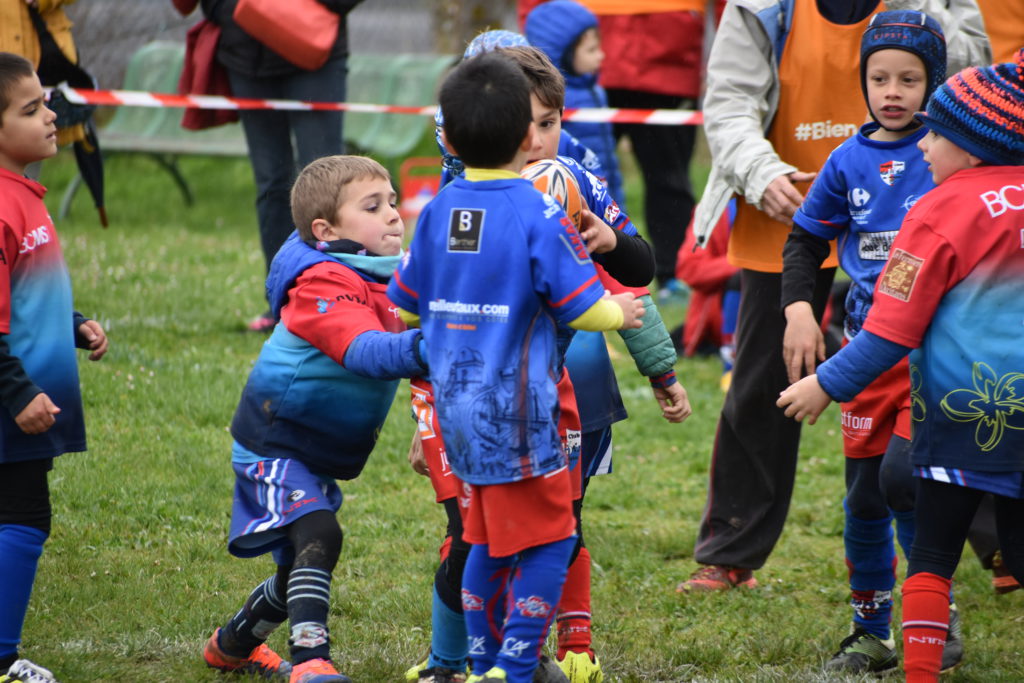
top-left (19, 148), bottom-right (1024, 682)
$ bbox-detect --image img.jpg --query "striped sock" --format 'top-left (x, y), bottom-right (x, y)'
top-left (288, 567), bottom-right (333, 664)
top-left (222, 574), bottom-right (288, 655)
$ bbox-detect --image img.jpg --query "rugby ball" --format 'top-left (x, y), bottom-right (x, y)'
top-left (521, 159), bottom-right (584, 230)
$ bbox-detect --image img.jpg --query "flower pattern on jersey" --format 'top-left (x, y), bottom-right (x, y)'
top-left (940, 362), bottom-right (1024, 452)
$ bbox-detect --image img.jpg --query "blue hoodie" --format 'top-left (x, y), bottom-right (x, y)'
top-left (526, 0), bottom-right (624, 206)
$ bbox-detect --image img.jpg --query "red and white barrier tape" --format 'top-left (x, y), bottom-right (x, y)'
top-left (55, 85), bottom-right (704, 126)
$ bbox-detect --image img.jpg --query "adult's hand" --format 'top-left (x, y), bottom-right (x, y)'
top-left (761, 171), bottom-right (816, 224)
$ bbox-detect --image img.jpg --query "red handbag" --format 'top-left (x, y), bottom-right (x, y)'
top-left (233, 0), bottom-right (339, 71)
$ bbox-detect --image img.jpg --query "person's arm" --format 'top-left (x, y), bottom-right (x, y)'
top-left (894, 0), bottom-right (991, 72)
top-left (617, 295), bottom-right (692, 423)
top-left (591, 228), bottom-right (655, 287)
top-left (780, 226), bottom-right (831, 383)
top-left (0, 336), bottom-right (43, 418)
top-left (343, 329), bottom-right (427, 379)
top-left (702, 3), bottom-right (798, 210)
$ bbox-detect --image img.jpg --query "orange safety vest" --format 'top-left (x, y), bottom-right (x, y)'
top-left (729, 0), bottom-right (884, 272)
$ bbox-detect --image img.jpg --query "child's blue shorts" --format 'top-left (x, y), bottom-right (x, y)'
top-left (228, 456), bottom-right (343, 560)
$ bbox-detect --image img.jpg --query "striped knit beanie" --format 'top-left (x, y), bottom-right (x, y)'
top-left (916, 49), bottom-right (1024, 166)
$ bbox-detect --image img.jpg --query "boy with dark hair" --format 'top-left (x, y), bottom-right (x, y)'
top-left (0, 52), bottom-right (109, 683)
top-left (779, 49), bottom-right (1024, 682)
top-left (388, 52), bottom-right (644, 683)
top-left (204, 155), bottom-right (428, 683)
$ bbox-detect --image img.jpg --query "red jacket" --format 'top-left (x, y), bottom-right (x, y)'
top-left (675, 212), bottom-right (735, 356)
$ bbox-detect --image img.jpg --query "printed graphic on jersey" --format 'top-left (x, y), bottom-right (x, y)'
top-left (879, 160), bottom-right (905, 186)
top-left (877, 248), bottom-right (923, 302)
top-left (448, 208), bottom-right (485, 253)
top-left (848, 187), bottom-right (871, 207)
top-left (940, 361), bottom-right (1024, 452)
top-left (858, 230), bottom-right (898, 261)
top-left (910, 364), bottom-right (927, 423)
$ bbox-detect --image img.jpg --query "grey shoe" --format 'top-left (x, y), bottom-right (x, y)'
top-left (824, 629), bottom-right (898, 674)
top-left (940, 604), bottom-right (964, 673)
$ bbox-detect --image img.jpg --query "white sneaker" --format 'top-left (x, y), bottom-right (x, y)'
top-left (0, 659), bottom-right (59, 683)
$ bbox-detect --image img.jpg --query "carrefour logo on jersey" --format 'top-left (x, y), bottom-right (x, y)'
top-left (428, 298), bottom-right (510, 323)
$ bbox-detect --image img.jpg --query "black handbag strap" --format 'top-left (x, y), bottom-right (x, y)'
top-left (27, 5), bottom-right (94, 88)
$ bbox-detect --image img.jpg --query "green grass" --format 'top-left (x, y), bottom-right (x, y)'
top-left (18, 150), bottom-right (1024, 682)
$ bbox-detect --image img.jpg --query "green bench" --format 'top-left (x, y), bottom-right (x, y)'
top-left (59, 41), bottom-right (455, 219)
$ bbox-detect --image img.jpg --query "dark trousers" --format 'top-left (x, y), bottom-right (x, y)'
top-left (606, 89), bottom-right (696, 287)
top-left (694, 268), bottom-right (835, 569)
top-left (228, 58), bottom-right (347, 288)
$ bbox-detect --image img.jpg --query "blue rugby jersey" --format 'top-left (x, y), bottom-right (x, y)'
top-left (0, 170), bottom-right (85, 462)
top-left (388, 172), bottom-right (607, 485)
top-left (794, 123), bottom-right (933, 339)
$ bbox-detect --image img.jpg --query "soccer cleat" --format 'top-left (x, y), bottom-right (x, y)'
top-left (418, 667), bottom-right (468, 683)
top-left (991, 550), bottom-right (1022, 594)
top-left (824, 629), bottom-right (897, 674)
top-left (533, 656), bottom-right (569, 683)
top-left (204, 628), bottom-right (291, 678)
top-left (405, 657), bottom-right (429, 682)
top-left (940, 605), bottom-right (963, 674)
top-left (675, 565), bottom-right (758, 593)
top-left (556, 651), bottom-right (603, 683)
top-left (289, 658), bottom-right (352, 683)
top-left (0, 659), bottom-right (59, 683)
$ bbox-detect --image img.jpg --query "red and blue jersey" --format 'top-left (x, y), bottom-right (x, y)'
top-left (388, 173), bottom-right (606, 485)
top-left (794, 124), bottom-right (933, 339)
top-left (0, 169), bottom-right (85, 462)
top-left (863, 166), bottom-right (1024, 478)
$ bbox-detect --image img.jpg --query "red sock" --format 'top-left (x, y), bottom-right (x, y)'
top-left (902, 572), bottom-right (952, 683)
top-left (556, 546), bottom-right (593, 658)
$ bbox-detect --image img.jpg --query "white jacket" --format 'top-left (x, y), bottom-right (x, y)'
top-left (694, 0), bottom-right (991, 248)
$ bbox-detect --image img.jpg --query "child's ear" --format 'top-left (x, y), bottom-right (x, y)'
top-left (967, 153), bottom-right (986, 169)
top-left (311, 218), bottom-right (337, 242)
top-left (439, 129), bottom-right (458, 156)
top-left (520, 121), bottom-right (540, 152)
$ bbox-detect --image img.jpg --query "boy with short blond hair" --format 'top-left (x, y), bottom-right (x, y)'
top-left (0, 52), bottom-right (109, 683)
top-left (204, 155), bottom-right (428, 683)
top-left (388, 52), bottom-right (644, 683)
top-left (779, 49), bottom-right (1024, 682)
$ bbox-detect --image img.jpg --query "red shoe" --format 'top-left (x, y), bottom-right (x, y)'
top-left (203, 628), bottom-right (291, 678)
top-left (676, 565), bottom-right (758, 593)
top-left (992, 550), bottom-right (1021, 594)
top-left (290, 658), bottom-right (352, 683)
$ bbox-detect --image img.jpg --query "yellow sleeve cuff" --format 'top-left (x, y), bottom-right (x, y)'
top-left (568, 299), bottom-right (623, 331)
top-left (397, 308), bottom-right (421, 327)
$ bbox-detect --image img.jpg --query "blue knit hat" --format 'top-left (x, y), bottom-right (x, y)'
top-left (916, 49), bottom-right (1024, 166)
top-left (860, 10), bottom-right (946, 129)
top-left (524, 0), bottom-right (597, 75)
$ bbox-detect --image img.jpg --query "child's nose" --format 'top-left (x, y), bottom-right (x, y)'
top-left (43, 106), bottom-right (57, 124)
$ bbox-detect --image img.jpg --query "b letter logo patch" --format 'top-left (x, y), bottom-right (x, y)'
top-left (448, 209), bottom-right (484, 253)
top-left (877, 248), bottom-right (923, 302)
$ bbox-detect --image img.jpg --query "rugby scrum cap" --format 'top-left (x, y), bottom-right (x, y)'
top-left (861, 10), bottom-right (946, 125)
top-left (915, 48), bottom-right (1024, 166)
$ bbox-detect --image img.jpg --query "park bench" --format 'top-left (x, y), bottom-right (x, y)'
top-left (59, 41), bottom-right (455, 218)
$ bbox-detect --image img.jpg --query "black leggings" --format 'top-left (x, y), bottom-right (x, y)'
top-left (908, 478), bottom-right (1024, 585)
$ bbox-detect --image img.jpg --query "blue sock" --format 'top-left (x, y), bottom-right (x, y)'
top-left (0, 525), bottom-right (48, 660)
top-left (462, 544), bottom-right (513, 676)
top-left (497, 536), bottom-right (575, 683)
top-left (844, 501), bottom-right (895, 640)
top-left (428, 585), bottom-right (467, 671)
top-left (891, 507), bottom-right (916, 561)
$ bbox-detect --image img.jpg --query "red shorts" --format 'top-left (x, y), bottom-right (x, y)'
top-left (840, 355), bottom-right (911, 458)
top-left (410, 376), bottom-right (461, 503)
top-left (460, 467), bottom-right (576, 557)
top-left (410, 371), bottom-right (582, 503)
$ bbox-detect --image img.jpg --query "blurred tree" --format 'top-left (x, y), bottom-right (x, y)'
top-left (432, 0), bottom-right (515, 54)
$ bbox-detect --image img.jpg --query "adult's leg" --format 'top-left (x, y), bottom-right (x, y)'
top-left (226, 71), bottom-right (297, 277)
top-left (606, 89), bottom-right (696, 288)
top-left (283, 57), bottom-right (346, 169)
top-left (693, 267), bottom-right (834, 570)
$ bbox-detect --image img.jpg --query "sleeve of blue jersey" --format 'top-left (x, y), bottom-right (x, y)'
top-left (386, 265), bottom-right (418, 315)
top-left (560, 155), bottom-right (635, 236)
top-left (792, 146), bottom-right (852, 241)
